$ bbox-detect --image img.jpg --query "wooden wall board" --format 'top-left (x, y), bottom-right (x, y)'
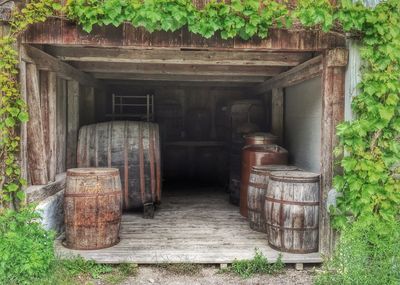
top-left (26, 63), bottom-right (48, 185)
top-left (66, 80), bottom-right (79, 169)
top-left (23, 19), bottom-right (345, 51)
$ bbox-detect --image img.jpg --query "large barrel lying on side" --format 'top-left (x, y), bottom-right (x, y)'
top-left (64, 168), bottom-right (122, 250)
top-left (265, 171), bottom-right (320, 253)
top-left (240, 145), bottom-right (288, 217)
top-left (248, 165), bottom-right (299, 233)
top-left (77, 121), bottom-right (161, 210)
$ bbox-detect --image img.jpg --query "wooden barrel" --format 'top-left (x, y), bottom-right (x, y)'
top-left (240, 145), bottom-right (288, 217)
top-left (244, 132), bottom-right (278, 146)
top-left (64, 168), bottom-right (122, 250)
top-left (248, 165), bottom-right (300, 233)
top-left (229, 138), bottom-right (244, 205)
top-left (265, 171), bottom-right (320, 253)
top-left (229, 99), bottom-right (264, 140)
top-left (77, 121), bottom-right (161, 210)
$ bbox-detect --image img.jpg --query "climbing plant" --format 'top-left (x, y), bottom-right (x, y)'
top-left (0, 0), bottom-right (399, 229)
top-left (0, 0), bottom-right (61, 207)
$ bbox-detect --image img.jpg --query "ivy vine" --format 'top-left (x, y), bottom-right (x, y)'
top-left (0, 0), bottom-right (399, 230)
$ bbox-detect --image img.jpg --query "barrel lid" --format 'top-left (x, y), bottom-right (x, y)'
top-left (243, 144), bottom-right (288, 153)
top-left (269, 171), bottom-right (320, 183)
top-left (67, 167), bottom-right (119, 176)
top-left (244, 132), bottom-right (277, 140)
top-left (252, 165), bottom-right (300, 174)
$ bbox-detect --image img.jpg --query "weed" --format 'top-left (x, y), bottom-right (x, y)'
top-left (314, 218), bottom-right (400, 285)
top-left (224, 249), bottom-right (285, 278)
top-left (0, 207), bottom-right (55, 285)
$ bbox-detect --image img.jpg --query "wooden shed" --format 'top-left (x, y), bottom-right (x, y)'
top-left (2, 0), bottom-right (355, 266)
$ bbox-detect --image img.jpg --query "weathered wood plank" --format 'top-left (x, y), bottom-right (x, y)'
top-left (271, 88), bottom-right (284, 144)
top-left (25, 173), bottom-right (66, 203)
top-left (70, 61), bottom-right (287, 77)
top-left (320, 48), bottom-right (348, 255)
top-left (21, 45), bottom-right (102, 88)
top-left (46, 46), bottom-right (311, 66)
top-left (47, 72), bottom-right (57, 181)
top-left (26, 63), bottom-right (48, 185)
top-left (56, 78), bottom-right (67, 174)
top-left (23, 18), bottom-right (345, 51)
top-left (255, 55), bottom-right (323, 94)
top-left (19, 59), bottom-right (29, 185)
top-left (55, 188), bottom-right (322, 264)
top-left (92, 73), bottom-right (267, 82)
top-left (66, 80), bottom-right (79, 169)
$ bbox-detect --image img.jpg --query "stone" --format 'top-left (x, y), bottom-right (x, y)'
top-left (36, 190), bottom-right (65, 235)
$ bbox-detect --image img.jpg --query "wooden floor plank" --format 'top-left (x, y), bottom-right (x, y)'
top-left (55, 186), bottom-right (322, 264)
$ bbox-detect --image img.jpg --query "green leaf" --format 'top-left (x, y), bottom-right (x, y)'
top-left (5, 117), bottom-right (16, 127)
top-left (18, 111), bottom-right (29, 123)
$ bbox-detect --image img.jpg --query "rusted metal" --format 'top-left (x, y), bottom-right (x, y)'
top-left (265, 171), bottom-right (320, 253)
top-left (63, 168), bottom-right (122, 250)
top-left (240, 145), bottom-right (288, 217)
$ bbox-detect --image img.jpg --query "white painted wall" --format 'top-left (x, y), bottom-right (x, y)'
top-left (284, 77), bottom-right (322, 173)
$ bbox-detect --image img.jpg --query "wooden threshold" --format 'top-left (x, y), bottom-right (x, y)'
top-left (55, 187), bottom-right (322, 264)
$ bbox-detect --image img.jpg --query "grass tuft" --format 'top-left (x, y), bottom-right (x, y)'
top-left (222, 249), bottom-right (285, 278)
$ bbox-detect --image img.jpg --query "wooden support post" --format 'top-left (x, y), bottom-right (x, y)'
top-left (26, 63), bottom-right (48, 185)
top-left (295, 263), bottom-right (304, 271)
top-left (56, 78), bottom-right (67, 174)
top-left (47, 72), bottom-right (57, 181)
top-left (271, 88), bottom-right (284, 144)
top-left (19, 60), bottom-right (29, 185)
top-left (320, 48), bottom-right (348, 255)
top-left (66, 80), bottom-right (80, 169)
top-left (39, 71), bottom-right (57, 181)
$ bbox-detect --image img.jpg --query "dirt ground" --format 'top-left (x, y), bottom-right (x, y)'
top-left (120, 265), bottom-right (316, 285)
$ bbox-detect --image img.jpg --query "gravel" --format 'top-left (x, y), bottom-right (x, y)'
top-left (120, 265), bottom-right (316, 285)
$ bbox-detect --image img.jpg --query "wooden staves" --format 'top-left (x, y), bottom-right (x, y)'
top-left (265, 171), bottom-right (320, 253)
top-left (248, 165), bottom-right (299, 233)
top-left (77, 121), bottom-right (161, 210)
top-left (240, 145), bottom-right (288, 217)
top-left (64, 168), bottom-right (122, 250)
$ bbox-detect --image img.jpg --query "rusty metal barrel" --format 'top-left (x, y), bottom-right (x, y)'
top-left (265, 171), bottom-right (320, 253)
top-left (240, 145), bottom-right (288, 217)
top-left (229, 133), bottom-right (278, 206)
top-left (248, 165), bottom-right (299, 233)
top-left (64, 168), bottom-right (122, 250)
top-left (77, 121), bottom-right (161, 210)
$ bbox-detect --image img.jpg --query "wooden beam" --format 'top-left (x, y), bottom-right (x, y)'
top-left (25, 173), bottom-right (66, 203)
top-left (46, 46), bottom-right (312, 66)
top-left (92, 73), bottom-right (267, 82)
top-left (320, 48), bottom-right (348, 255)
top-left (21, 45), bottom-right (102, 88)
top-left (26, 63), bottom-right (48, 185)
top-left (271, 88), bottom-right (284, 144)
top-left (103, 80), bottom-right (258, 88)
top-left (70, 62), bottom-right (287, 77)
top-left (254, 55), bottom-right (323, 94)
top-left (66, 80), bottom-right (80, 169)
